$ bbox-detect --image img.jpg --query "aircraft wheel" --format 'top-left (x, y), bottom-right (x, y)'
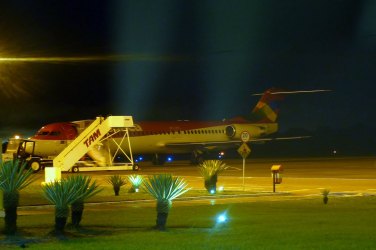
top-left (71, 166), bottom-right (79, 173)
top-left (152, 154), bottom-right (165, 165)
top-left (190, 153), bottom-right (204, 165)
top-left (28, 159), bottom-right (41, 173)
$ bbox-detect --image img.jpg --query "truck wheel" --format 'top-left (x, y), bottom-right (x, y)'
top-left (71, 166), bottom-right (79, 173)
top-left (28, 159), bottom-right (41, 173)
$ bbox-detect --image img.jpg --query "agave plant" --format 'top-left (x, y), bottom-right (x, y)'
top-left (42, 178), bottom-right (83, 235)
top-left (0, 160), bottom-right (35, 235)
top-left (198, 160), bottom-right (228, 194)
top-left (66, 175), bottom-right (101, 228)
top-left (128, 174), bottom-right (143, 193)
top-left (107, 175), bottom-right (127, 196)
top-left (321, 189), bottom-right (330, 204)
top-left (143, 174), bottom-right (190, 230)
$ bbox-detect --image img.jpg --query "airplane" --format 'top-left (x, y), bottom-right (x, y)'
top-left (4, 88), bottom-right (320, 172)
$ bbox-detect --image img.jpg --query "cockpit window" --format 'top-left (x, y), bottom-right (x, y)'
top-left (49, 131), bottom-right (61, 136)
top-left (37, 131), bottom-right (50, 136)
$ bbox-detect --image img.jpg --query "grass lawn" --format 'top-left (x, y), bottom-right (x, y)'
top-left (1, 196), bottom-right (375, 249)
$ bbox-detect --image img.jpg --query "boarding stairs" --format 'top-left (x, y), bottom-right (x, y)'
top-left (52, 116), bottom-right (134, 173)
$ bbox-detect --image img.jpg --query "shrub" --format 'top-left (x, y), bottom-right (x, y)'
top-left (321, 189), bottom-right (330, 204)
top-left (66, 175), bottom-right (101, 227)
top-left (128, 174), bottom-right (143, 193)
top-left (0, 160), bottom-right (35, 235)
top-left (107, 175), bottom-right (127, 196)
top-left (143, 174), bottom-right (190, 230)
top-left (198, 160), bottom-right (228, 194)
top-left (42, 178), bottom-right (83, 235)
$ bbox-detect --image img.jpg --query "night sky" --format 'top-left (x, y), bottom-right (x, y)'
top-left (0, 1), bottom-right (375, 155)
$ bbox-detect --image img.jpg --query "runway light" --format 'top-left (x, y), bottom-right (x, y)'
top-left (135, 156), bottom-right (144, 163)
top-left (210, 189), bottom-right (216, 194)
top-left (217, 215), bottom-right (227, 223)
top-left (218, 151), bottom-right (225, 159)
top-left (218, 186), bottom-right (224, 192)
top-left (166, 156), bottom-right (173, 162)
top-left (216, 212), bottom-right (228, 224)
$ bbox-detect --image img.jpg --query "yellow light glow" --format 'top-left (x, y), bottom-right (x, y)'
top-left (44, 167), bottom-right (61, 183)
top-left (0, 54), bottom-right (191, 63)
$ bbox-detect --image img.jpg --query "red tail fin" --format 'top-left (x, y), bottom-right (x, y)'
top-left (249, 88), bottom-right (285, 123)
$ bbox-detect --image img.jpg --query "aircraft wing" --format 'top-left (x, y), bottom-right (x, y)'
top-left (250, 135), bottom-right (311, 142)
top-left (165, 140), bottom-right (242, 149)
top-left (164, 136), bottom-right (311, 150)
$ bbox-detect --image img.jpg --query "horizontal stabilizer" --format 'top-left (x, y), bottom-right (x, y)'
top-left (252, 89), bottom-right (331, 96)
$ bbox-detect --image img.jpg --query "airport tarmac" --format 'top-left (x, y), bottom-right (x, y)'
top-left (27, 156), bottom-right (376, 197)
top-left (131, 157), bottom-right (376, 197)
top-left (13, 156), bottom-right (376, 214)
top-left (60, 156), bottom-right (376, 197)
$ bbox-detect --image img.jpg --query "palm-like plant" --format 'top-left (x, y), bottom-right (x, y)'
top-left (321, 189), bottom-right (330, 204)
top-left (66, 175), bottom-right (101, 228)
top-left (0, 160), bottom-right (35, 235)
top-left (42, 178), bottom-right (83, 235)
top-left (198, 160), bottom-right (228, 194)
top-left (128, 174), bottom-right (143, 192)
top-left (143, 174), bottom-right (190, 230)
top-left (107, 175), bottom-right (127, 196)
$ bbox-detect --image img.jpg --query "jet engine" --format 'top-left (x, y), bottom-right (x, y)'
top-left (225, 124), bottom-right (277, 139)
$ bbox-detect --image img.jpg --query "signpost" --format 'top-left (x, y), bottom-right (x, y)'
top-left (237, 131), bottom-right (251, 190)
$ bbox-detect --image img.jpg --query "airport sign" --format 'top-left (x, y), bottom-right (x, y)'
top-left (240, 131), bottom-right (250, 143)
top-left (238, 142), bottom-right (251, 159)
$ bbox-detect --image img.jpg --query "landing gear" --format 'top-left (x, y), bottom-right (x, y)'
top-left (190, 151), bottom-right (204, 165)
top-left (152, 154), bottom-right (165, 165)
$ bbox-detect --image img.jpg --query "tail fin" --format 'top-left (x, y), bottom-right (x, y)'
top-left (249, 88), bottom-right (285, 123)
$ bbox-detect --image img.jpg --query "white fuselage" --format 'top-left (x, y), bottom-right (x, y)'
top-left (25, 122), bottom-right (278, 158)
